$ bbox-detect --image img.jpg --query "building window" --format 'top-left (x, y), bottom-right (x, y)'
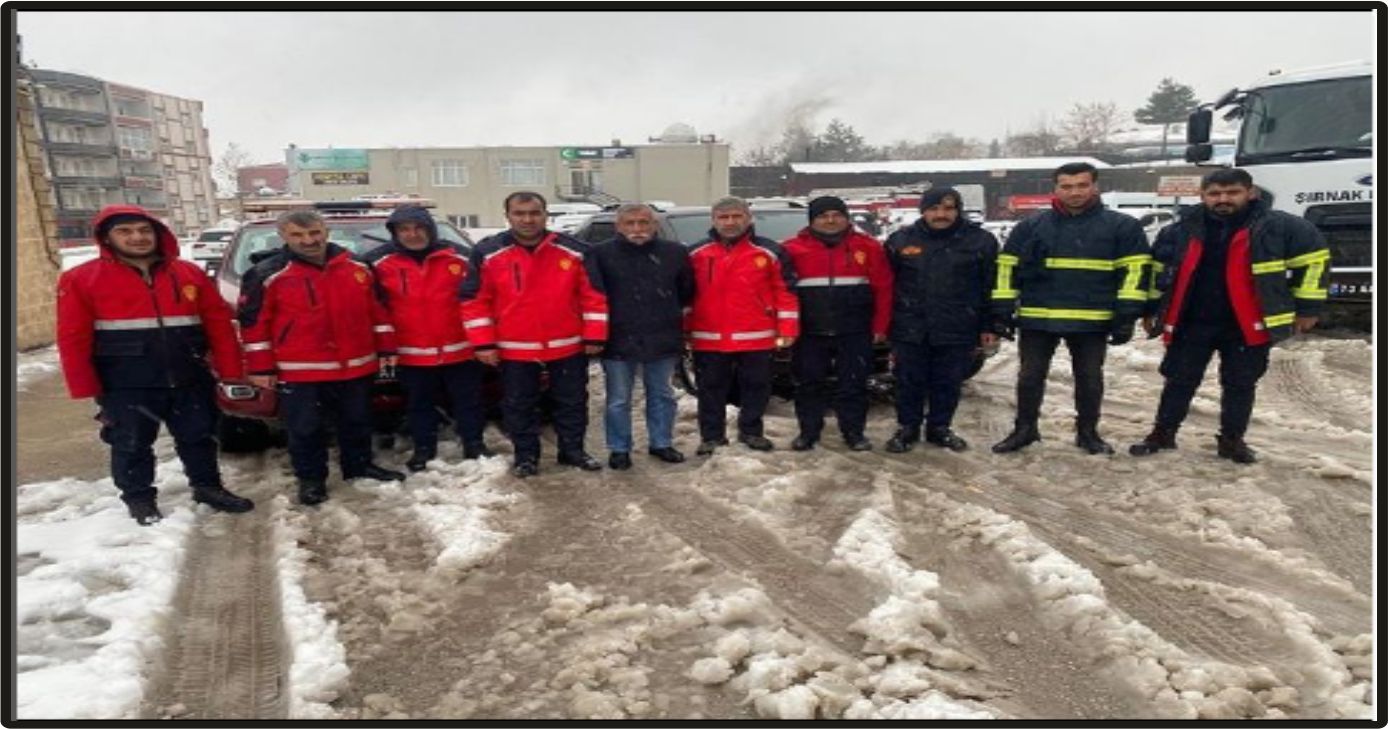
top-left (499, 159), bottom-right (545, 187)
top-left (59, 186), bottom-right (115, 211)
top-left (53, 156), bottom-right (111, 178)
top-left (112, 96), bottom-right (151, 118)
top-left (431, 160), bottom-right (468, 187)
top-left (117, 125), bottom-right (153, 153)
top-left (402, 167), bottom-right (418, 187)
top-left (447, 214), bottom-right (480, 228)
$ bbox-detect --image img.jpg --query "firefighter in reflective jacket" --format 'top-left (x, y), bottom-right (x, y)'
top-left (364, 205), bottom-right (493, 472)
top-left (56, 205), bottom-right (254, 525)
top-left (1129, 168), bottom-right (1329, 464)
top-left (686, 196), bottom-right (800, 455)
top-left (460, 192), bottom-right (609, 478)
top-left (237, 210), bottom-right (406, 506)
top-left (780, 196), bottom-right (891, 452)
top-left (991, 162), bottom-right (1151, 455)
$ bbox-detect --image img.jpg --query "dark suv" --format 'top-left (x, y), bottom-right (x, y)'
top-left (212, 200), bottom-right (477, 451)
top-left (572, 205), bottom-right (993, 401)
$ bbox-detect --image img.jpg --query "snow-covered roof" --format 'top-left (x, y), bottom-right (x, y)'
top-left (790, 157), bottom-right (1111, 175)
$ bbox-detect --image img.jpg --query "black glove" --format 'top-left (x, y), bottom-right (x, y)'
top-left (991, 314), bottom-right (1017, 341)
top-left (1108, 320), bottom-right (1135, 346)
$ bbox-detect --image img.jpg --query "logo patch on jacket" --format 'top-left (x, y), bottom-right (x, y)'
top-left (182, 284), bottom-right (199, 302)
top-left (902, 246), bottom-right (922, 256)
top-left (854, 251), bottom-right (867, 266)
top-left (449, 263), bottom-right (463, 276)
top-left (755, 256), bottom-right (768, 269)
top-left (559, 258), bottom-right (573, 271)
top-left (355, 270), bottom-right (368, 284)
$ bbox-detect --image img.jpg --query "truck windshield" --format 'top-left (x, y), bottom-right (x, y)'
top-left (1239, 76), bottom-right (1372, 162)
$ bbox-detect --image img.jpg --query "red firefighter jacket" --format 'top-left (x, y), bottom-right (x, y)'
top-left (686, 231), bottom-right (800, 352)
top-left (366, 242), bottom-right (475, 367)
top-left (781, 228), bottom-right (893, 337)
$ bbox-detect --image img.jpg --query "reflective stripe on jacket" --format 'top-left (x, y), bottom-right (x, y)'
top-left (685, 230), bottom-right (800, 352)
top-left (782, 228), bottom-right (892, 337)
top-left (365, 242), bottom-right (475, 367)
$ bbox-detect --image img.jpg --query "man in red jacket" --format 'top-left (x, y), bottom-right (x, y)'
top-left (461, 192), bottom-right (608, 478)
top-left (364, 205), bottom-right (493, 472)
top-left (781, 196), bottom-right (893, 451)
top-left (57, 205), bottom-right (254, 525)
top-left (686, 197), bottom-right (800, 455)
top-left (238, 210), bottom-right (406, 505)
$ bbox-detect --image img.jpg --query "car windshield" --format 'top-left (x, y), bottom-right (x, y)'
top-left (665, 209), bottom-right (807, 244)
top-left (198, 230), bottom-right (234, 242)
top-left (229, 218), bottom-right (469, 277)
top-left (1239, 75), bottom-right (1372, 159)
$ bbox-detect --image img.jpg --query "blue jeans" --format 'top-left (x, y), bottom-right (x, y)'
top-left (602, 357), bottom-right (678, 453)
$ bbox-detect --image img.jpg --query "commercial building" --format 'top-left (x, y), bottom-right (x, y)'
top-left (285, 141), bottom-right (729, 228)
top-left (237, 163), bottom-right (291, 196)
top-left (30, 69), bottom-right (217, 247)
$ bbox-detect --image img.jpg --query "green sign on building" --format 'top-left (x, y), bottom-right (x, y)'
top-left (294, 148), bottom-right (370, 171)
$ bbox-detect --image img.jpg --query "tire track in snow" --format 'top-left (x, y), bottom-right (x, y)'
top-left (1263, 356), bottom-right (1368, 433)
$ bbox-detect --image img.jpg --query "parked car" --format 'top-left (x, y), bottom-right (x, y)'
top-left (572, 204), bottom-right (995, 402)
top-left (188, 226), bottom-right (237, 275)
top-left (212, 199), bottom-right (487, 452)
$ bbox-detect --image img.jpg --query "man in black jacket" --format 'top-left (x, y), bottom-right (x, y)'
top-left (587, 203), bottom-right (696, 469)
top-left (991, 162), bottom-right (1151, 455)
top-left (884, 188), bottom-right (1003, 452)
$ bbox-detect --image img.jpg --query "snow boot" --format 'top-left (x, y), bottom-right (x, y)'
top-left (925, 427), bottom-right (968, 452)
top-left (298, 479), bottom-right (328, 506)
top-left (992, 422), bottom-right (1041, 453)
top-left (1216, 434), bottom-right (1257, 464)
top-left (127, 500), bottom-right (163, 526)
top-left (1075, 425), bottom-right (1114, 455)
top-left (463, 441), bottom-right (495, 460)
top-left (192, 484), bottom-right (255, 513)
top-left (1129, 425), bottom-right (1178, 457)
top-left (406, 447), bottom-right (436, 472)
top-left (884, 427), bottom-right (920, 453)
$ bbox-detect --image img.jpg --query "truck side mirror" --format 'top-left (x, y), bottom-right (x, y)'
top-left (1184, 143), bottom-right (1214, 164)
top-left (1186, 109), bottom-right (1213, 144)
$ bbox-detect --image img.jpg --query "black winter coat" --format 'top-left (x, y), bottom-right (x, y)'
top-left (586, 235), bottom-right (695, 361)
top-left (885, 220), bottom-right (1001, 346)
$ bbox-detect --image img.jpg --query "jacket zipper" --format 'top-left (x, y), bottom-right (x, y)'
top-left (141, 264), bottom-right (176, 387)
top-left (400, 269), bottom-right (409, 296)
top-left (512, 262), bottom-right (522, 291)
top-left (305, 278), bottom-right (318, 306)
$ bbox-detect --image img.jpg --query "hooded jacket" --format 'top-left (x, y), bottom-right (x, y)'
top-left (237, 242), bottom-right (397, 383)
top-left (362, 206), bottom-right (475, 367)
top-left (459, 230), bottom-right (608, 362)
top-left (585, 234), bottom-right (695, 361)
top-left (57, 205), bottom-right (243, 399)
top-left (1148, 198), bottom-right (1329, 346)
top-left (992, 199), bottom-right (1152, 334)
top-left (781, 227), bottom-right (892, 337)
top-left (685, 228), bottom-right (800, 352)
top-left (885, 217), bottom-right (1001, 345)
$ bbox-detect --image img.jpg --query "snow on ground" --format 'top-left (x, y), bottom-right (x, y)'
top-left (17, 345), bottom-right (60, 391)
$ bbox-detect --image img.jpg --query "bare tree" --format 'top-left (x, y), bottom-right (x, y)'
top-left (1006, 119), bottom-right (1064, 157)
top-left (1062, 102), bottom-right (1123, 151)
top-left (212, 142), bottom-right (253, 197)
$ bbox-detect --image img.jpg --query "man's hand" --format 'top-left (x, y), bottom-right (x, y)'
top-left (1142, 315), bottom-right (1160, 338)
top-left (381, 354), bottom-right (398, 369)
top-left (776, 336), bottom-right (796, 350)
top-left (476, 350), bottom-right (500, 366)
top-left (1108, 320), bottom-right (1135, 346)
top-left (584, 344), bottom-right (604, 356)
top-left (980, 332), bottom-right (998, 348)
top-left (248, 374), bottom-right (276, 389)
top-left (872, 333), bottom-right (888, 345)
top-left (1293, 315), bottom-right (1319, 335)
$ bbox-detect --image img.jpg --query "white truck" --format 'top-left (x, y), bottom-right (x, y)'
top-left (1185, 60), bottom-right (1373, 325)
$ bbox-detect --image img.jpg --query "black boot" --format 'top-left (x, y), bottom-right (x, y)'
top-left (696, 438), bottom-right (728, 456)
top-left (791, 434), bottom-right (817, 451)
top-left (647, 446), bottom-right (686, 463)
top-left (126, 499), bottom-right (163, 526)
top-left (738, 434), bottom-right (774, 451)
top-left (298, 479), bottom-right (328, 506)
top-left (1075, 425), bottom-right (1114, 455)
top-left (992, 422), bottom-right (1041, 453)
top-left (1216, 434), bottom-right (1257, 464)
top-left (351, 463), bottom-right (407, 482)
top-left (463, 441), bottom-right (495, 460)
top-left (192, 484), bottom-right (255, 513)
top-left (1129, 425), bottom-right (1178, 456)
top-left (844, 435), bottom-right (873, 452)
top-left (925, 427), bottom-right (969, 452)
top-left (884, 427), bottom-right (920, 453)
top-left (608, 452), bottom-right (632, 470)
top-left (558, 450), bottom-right (603, 471)
top-left (406, 447), bottom-right (436, 472)
top-left (511, 457), bottom-right (539, 478)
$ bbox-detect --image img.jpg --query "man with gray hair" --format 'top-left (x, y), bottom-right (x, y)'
top-left (238, 209), bottom-right (406, 505)
top-left (585, 203), bottom-right (695, 469)
top-left (685, 197), bottom-right (800, 455)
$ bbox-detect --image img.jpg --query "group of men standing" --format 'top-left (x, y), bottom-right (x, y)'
top-left (56, 162), bottom-right (1329, 525)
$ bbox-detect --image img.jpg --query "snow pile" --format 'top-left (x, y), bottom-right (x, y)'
top-left (15, 471), bottom-right (196, 719)
top-left (17, 345), bottom-right (60, 391)
top-left (400, 454), bottom-right (523, 574)
top-left (269, 494), bottom-right (349, 719)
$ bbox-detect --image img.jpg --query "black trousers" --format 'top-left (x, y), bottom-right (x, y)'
top-left (892, 339), bottom-right (975, 431)
top-left (694, 350), bottom-right (772, 441)
top-left (500, 353), bottom-right (589, 462)
top-left (1155, 322), bottom-right (1270, 438)
top-left (98, 384), bottom-right (221, 506)
top-left (792, 333), bottom-right (872, 441)
top-left (278, 375), bottom-right (374, 481)
top-left (397, 361), bottom-right (486, 453)
top-left (1015, 330), bottom-right (1108, 429)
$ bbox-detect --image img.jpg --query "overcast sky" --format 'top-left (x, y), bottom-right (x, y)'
top-left (15, 10), bottom-right (1377, 165)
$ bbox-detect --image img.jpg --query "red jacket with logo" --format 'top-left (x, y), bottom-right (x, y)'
top-left (460, 231), bottom-right (608, 362)
top-left (57, 205), bottom-right (243, 399)
top-left (365, 242), bottom-right (475, 367)
top-left (237, 244), bottom-right (398, 382)
top-left (781, 228), bottom-right (893, 337)
top-left (685, 232), bottom-right (800, 352)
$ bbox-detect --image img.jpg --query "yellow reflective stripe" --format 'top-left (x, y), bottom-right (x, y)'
top-left (1287, 249), bottom-right (1331, 267)
top-left (1044, 257), bottom-right (1115, 271)
top-left (1150, 261), bottom-right (1165, 273)
top-left (1292, 289), bottom-right (1329, 300)
top-left (1251, 260), bottom-right (1287, 274)
top-left (992, 289), bottom-right (1019, 300)
top-left (1018, 307), bottom-right (1114, 321)
top-left (997, 254), bottom-right (1020, 265)
top-left (1264, 312), bottom-right (1295, 328)
top-left (1147, 261), bottom-right (1165, 299)
top-left (1114, 254), bottom-right (1153, 267)
top-left (994, 255), bottom-right (1018, 299)
top-left (1117, 291), bottom-right (1148, 301)
top-left (1292, 257), bottom-right (1329, 298)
